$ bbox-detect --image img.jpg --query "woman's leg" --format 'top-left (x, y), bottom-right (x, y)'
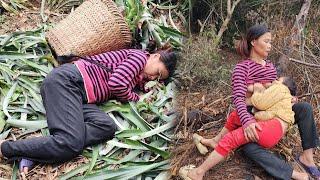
top-left (293, 102), bottom-right (319, 167)
top-left (83, 104), bottom-right (117, 146)
top-left (243, 143), bottom-right (293, 179)
top-left (187, 151), bottom-right (225, 180)
top-left (0, 64), bottom-right (87, 163)
top-left (243, 143), bottom-right (308, 180)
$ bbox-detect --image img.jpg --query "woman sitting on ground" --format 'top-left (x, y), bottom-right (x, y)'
top-left (180, 77), bottom-right (309, 180)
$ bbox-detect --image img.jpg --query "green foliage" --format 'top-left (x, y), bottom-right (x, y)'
top-left (117, 0), bottom-right (184, 51)
top-left (190, 0), bottom-right (308, 48)
top-left (0, 15), bottom-right (5, 23)
top-left (0, 0), bottom-right (28, 14)
top-left (44, 0), bottom-right (83, 12)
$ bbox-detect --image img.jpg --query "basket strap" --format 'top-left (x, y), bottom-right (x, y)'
top-left (71, 55), bottom-right (113, 73)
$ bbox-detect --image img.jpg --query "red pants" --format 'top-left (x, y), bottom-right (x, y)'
top-left (215, 110), bottom-right (284, 156)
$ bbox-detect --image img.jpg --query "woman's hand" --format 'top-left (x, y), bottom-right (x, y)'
top-left (244, 123), bottom-right (262, 142)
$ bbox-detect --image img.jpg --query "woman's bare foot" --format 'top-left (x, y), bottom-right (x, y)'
top-left (200, 138), bottom-right (218, 149)
top-left (299, 149), bottom-right (317, 167)
top-left (188, 168), bottom-right (205, 180)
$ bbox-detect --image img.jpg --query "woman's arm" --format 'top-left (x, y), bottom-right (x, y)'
top-left (232, 63), bottom-right (256, 128)
top-left (108, 50), bottom-right (147, 102)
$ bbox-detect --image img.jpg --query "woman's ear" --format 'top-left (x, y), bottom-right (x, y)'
top-left (155, 53), bottom-right (161, 61)
top-left (251, 40), bottom-right (256, 47)
top-left (149, 53), bottom-right (160, 61)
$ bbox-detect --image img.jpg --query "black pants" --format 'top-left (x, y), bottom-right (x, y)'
top-left (242, 102), bottom-right (319, 180)
top-left (1, 64), bottom-right (117, 163)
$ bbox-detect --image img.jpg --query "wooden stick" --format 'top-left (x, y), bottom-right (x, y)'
top-left (207, 95), bottom-right (232, 107)
top-left (298, 90), bottom-right (320, 98)
top-left (289, 58), bottom-right (320, 68)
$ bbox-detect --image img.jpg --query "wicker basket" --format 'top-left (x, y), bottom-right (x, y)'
top-left (46, 0), bottom-right (132, 56)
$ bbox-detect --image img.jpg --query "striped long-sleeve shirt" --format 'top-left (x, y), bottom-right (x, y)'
top-left (74, 49), bottom-right (148, 104)
top-left (232, 60), bottom-right (277, 128)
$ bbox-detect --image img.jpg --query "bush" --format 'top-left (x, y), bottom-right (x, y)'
top-left (177, 32), bottom-right (233, 91)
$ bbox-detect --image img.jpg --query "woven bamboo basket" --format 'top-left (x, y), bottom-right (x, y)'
top-left (46, 0), bottom-right (132, 56)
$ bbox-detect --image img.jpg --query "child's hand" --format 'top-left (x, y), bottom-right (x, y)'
top-left (291, 96), bottom-right (298, 104)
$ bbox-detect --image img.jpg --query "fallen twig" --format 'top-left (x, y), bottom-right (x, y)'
top-left (289, 58), bottom-right (320, 68)
top-left (298, 90), bottom-right (320, 98)
top-left (206, 95), bottom-right (232, 107)
top-left (197, 119), bottom-right (223, 131)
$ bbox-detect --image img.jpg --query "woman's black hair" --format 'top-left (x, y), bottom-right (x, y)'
top-left (237, 24), bottom-right (270, 58)
top-left (282, 77), bottom-right (297, 96)
top-left (158, 50), bottom-right (178, 78)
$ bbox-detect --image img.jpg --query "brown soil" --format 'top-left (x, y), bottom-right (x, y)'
top-left (0, 7), bottom-right (66, 35)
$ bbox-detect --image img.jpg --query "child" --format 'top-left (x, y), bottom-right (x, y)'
top-left (179, 77), bottom-right (307, 180)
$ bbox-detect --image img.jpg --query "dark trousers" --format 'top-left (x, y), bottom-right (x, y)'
top-left (1, 64), bottom-right (116, 163)
top-left (242, 102), bottom-right (319, 180)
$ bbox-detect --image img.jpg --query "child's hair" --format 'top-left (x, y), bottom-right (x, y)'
top-left (281, 77), bottom-right (297, 96)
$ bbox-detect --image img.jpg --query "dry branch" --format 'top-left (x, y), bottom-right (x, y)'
top-left (214, 0), bottom-right (241, 47)
top-left (289, 58), bottom-right (320, 68)
top-left (277, 0), bottom-right (312, 74)
top-left (298, 90), bottom-right (320, 98)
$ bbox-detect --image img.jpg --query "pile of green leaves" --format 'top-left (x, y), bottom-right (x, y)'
top-left (0, 0), bottom-right (29, 14)
top-left (0, 27), bottom-right (176, 179)
top-left (0, 27), bottom-right (54, 133)
top-left (116, 0), bottom-right (184, 51)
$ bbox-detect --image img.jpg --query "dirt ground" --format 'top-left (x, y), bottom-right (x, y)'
top-left (0, 6), bottom-right (66, 35)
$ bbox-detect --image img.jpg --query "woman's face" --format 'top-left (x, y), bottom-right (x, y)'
top-left (251, 32), bottom-right (272, 59)
top-left (143, 54), bottom-right (169, 81)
